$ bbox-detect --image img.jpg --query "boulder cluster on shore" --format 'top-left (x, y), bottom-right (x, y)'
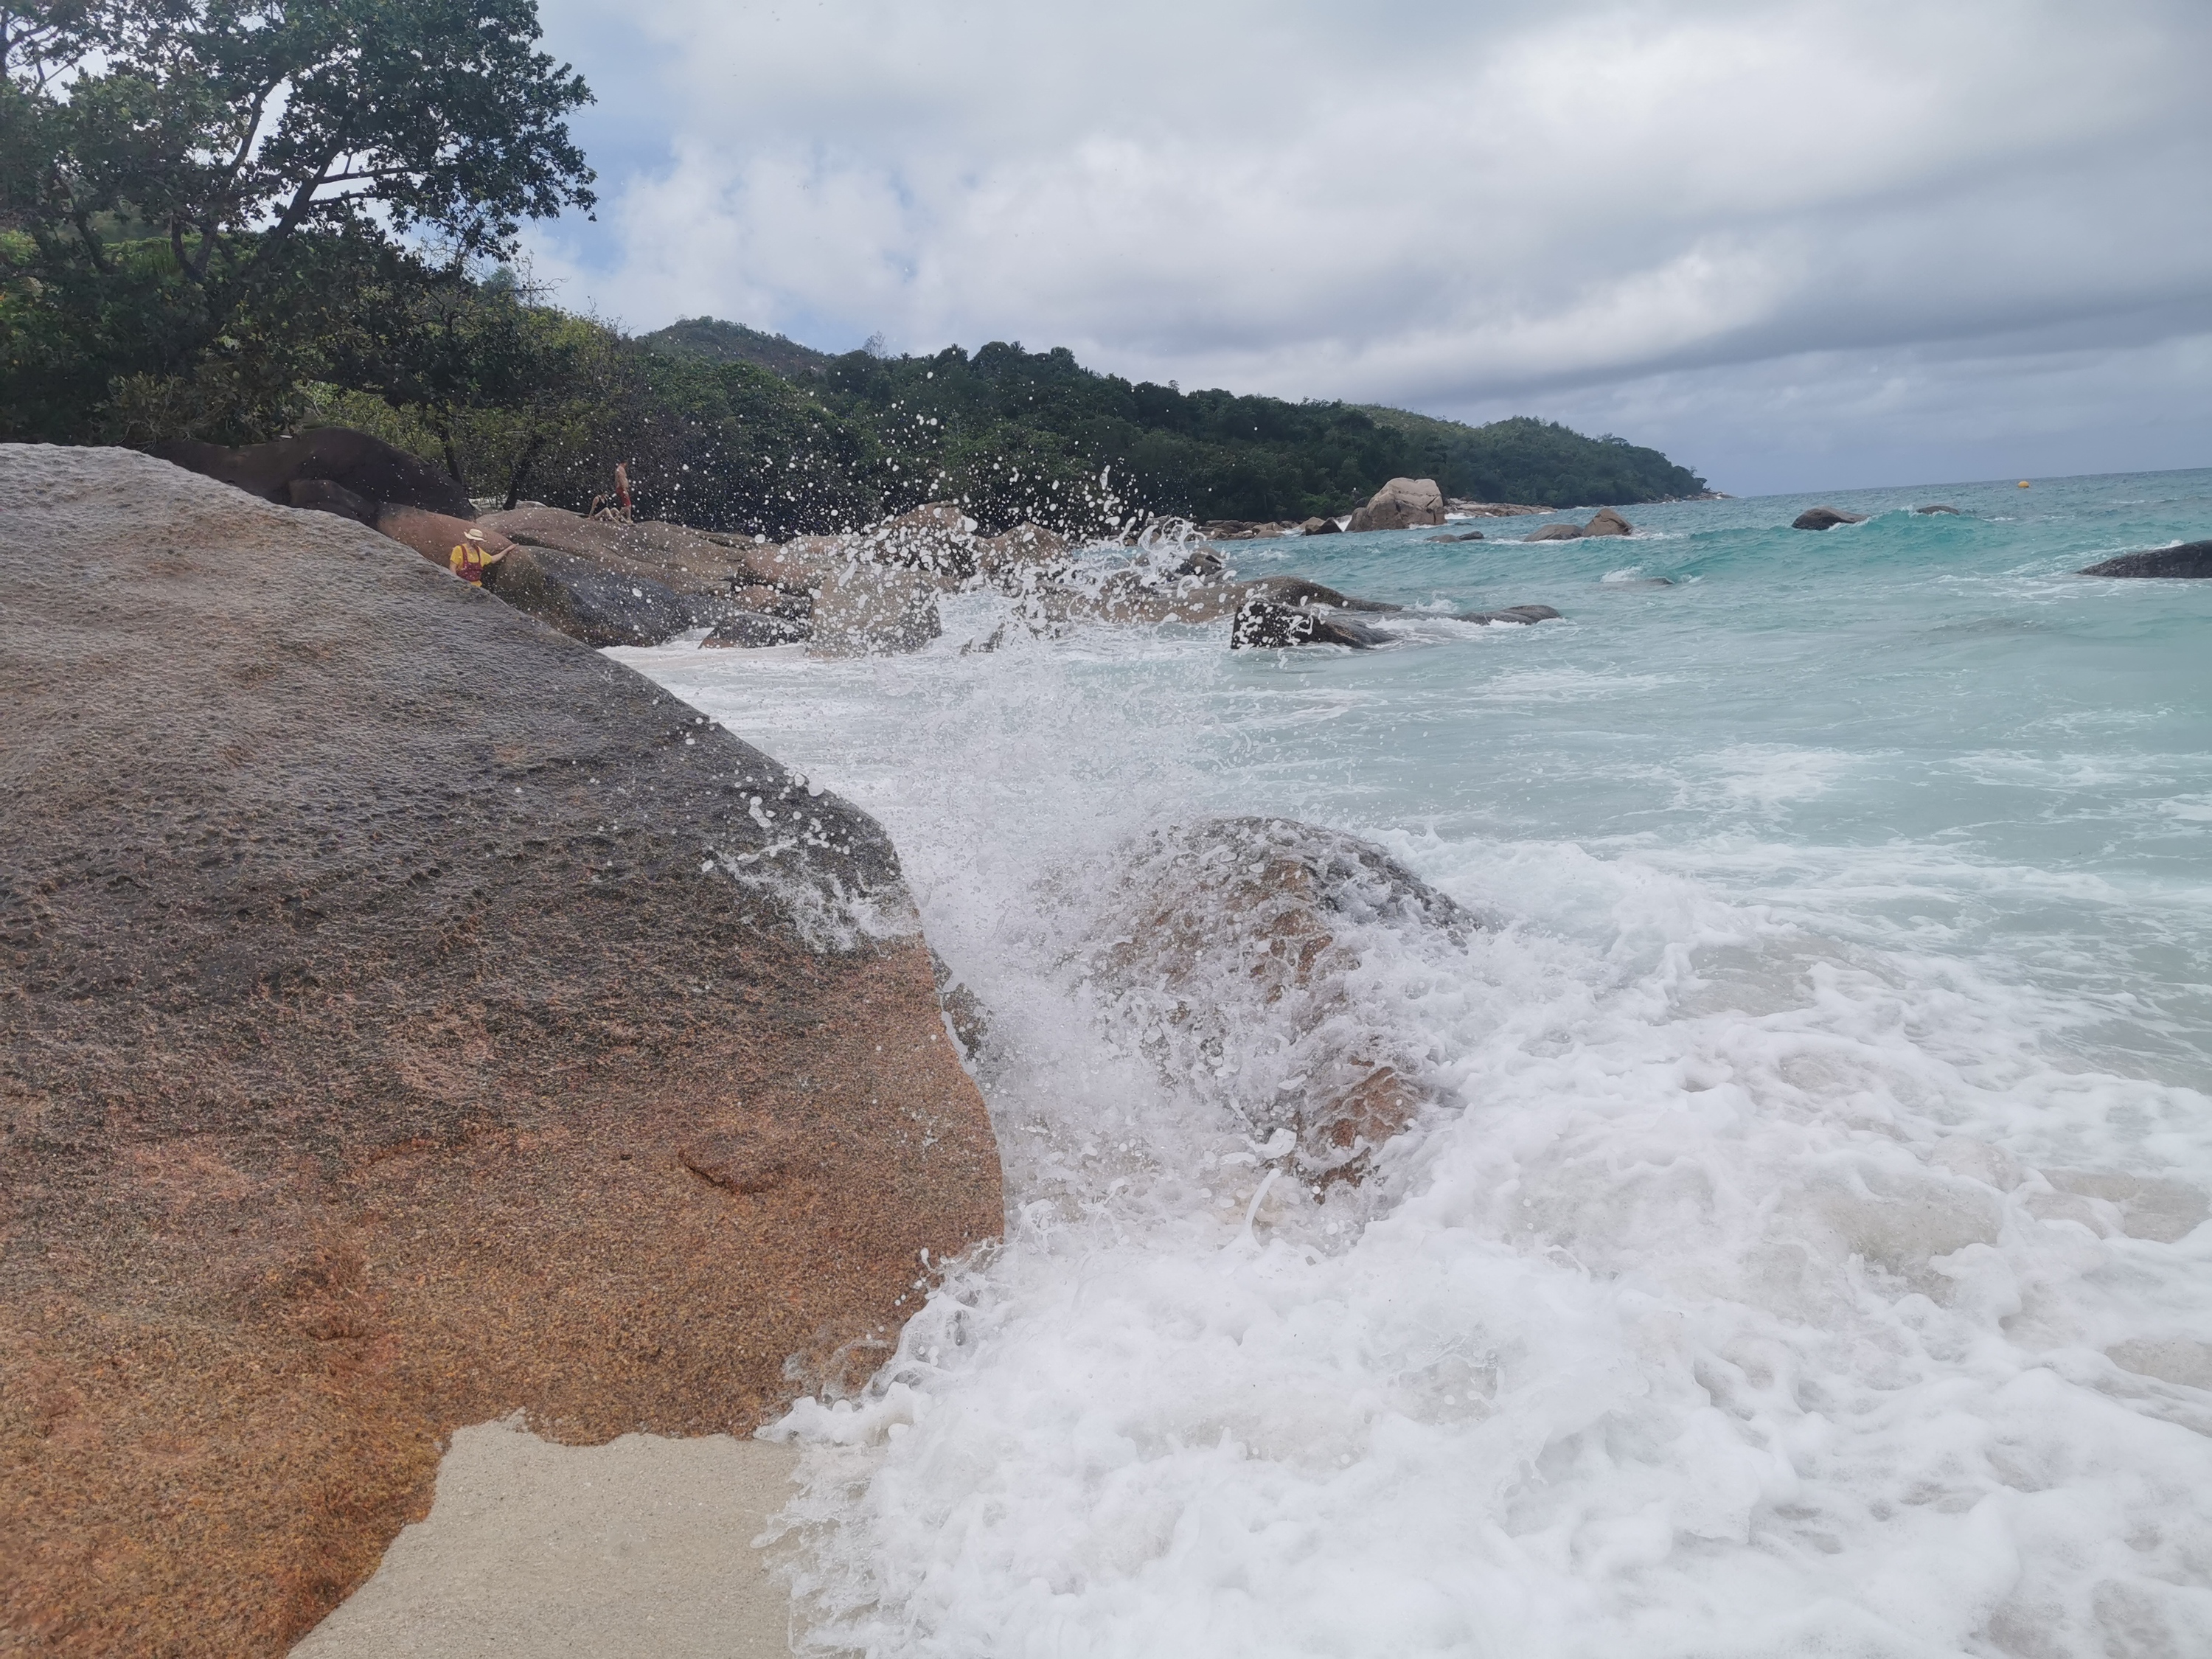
top-left (152, 437), bottom-right (1573, 656)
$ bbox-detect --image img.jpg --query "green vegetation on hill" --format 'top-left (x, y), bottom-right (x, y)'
top-left (3, 4), bottom-right (1706, 538)
top-left (638, 319), bottom-right (1709, 525)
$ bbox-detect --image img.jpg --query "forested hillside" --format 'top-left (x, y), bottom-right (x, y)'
top-left (644, 317), bottom-right (1709, 523)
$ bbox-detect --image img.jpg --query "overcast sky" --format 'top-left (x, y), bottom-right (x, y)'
top-left (522, 0), bottom-right (2211, 496)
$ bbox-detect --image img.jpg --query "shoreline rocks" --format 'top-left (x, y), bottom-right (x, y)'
top-left (0, 446), bottom-right (1003, 1654)
top-left (2078, 540), bottom-right (2212, 579)
top-left (1230, 598), bottom-right (1396, 649)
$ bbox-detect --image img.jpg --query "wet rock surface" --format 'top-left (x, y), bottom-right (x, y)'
top-left (1086, 818), bottom-right (1481, 1180)
top-left (1455, 604), bottom-right (1562, 626)
top-left (2078, 540), bottom-right (2212, 579)
top-left (1916, 504), bottom-right (1961, 515)
top-left (1230, 599), bottom-right (1396, 649)
top-left (0, 446), bottom-right (1003, 1655)
top-left (1792, 505), bottom-right (1869, 530)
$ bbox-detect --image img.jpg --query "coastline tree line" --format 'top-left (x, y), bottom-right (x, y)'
top-left (1, 0), bottom-right (1708, 537)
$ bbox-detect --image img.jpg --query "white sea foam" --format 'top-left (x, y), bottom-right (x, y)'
top-left (617, 477), bottom-right (2212, 1656)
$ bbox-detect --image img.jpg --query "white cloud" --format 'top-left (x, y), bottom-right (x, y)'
top-left (526, 0), bottom-right (2212, 489)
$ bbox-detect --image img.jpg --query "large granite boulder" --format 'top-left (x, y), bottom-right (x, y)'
top-left (1298, 516), bottom-right (1343, 536)
top-left (1525, 522), bottom-right (1583, 541)
top-left (1085, 818), bottom-right (1480, 1180)
top-left (1792, 505), bottom-right (1868, 530)
top-left (154, 428), bottom-right (476, 520)
top-left (474, 505), bottom-right (771, 645)
top-left (1582, 507), bottom-right (1633, 537)
top-left (0, 447), bottom-right (1002, 1655)
top-left (1346, 477), bottom-right (1444, 532)
top-left (2078, 540), bottom-right (2212, 579)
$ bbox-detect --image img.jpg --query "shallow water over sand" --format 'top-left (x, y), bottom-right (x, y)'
top-left (619, 467), bottom-right (2212, 1658)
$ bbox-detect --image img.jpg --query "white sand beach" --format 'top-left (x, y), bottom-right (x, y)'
top-left (292, 1420), bottom-right (801, 1658)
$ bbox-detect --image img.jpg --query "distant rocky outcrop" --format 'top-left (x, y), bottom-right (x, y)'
top-left (1444, 499), bottom-right (1546, 518)
top-left (1085, 818), bottom-right (1481, 1180)
top-left (1346, 477), bottom-right (1445, 532)
top-left (1298, 515), bottom-right (1343, 536)
top-left (1792, 505), bottom-right (1868, 530)
top-left (1200, 519), bottom-right (1299, 540)
top-left (2078, 540), bottom-right (2212, 579)
top-left (0, 446), bottom-right (1003, 1655)
top-left (1523, 507), bottom-right (1633, 542)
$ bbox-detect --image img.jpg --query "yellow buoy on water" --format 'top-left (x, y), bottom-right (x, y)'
top-left (2018, 480), bottom-right (2031, 488)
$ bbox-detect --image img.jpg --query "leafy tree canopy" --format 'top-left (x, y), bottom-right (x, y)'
top-left (1, 0), bottom-right (594, 434)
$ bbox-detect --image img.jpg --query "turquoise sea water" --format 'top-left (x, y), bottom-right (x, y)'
top-left (622, 467), bottom-right (2212, 1658)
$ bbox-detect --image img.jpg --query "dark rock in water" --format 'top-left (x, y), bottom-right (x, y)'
top-left (1583, 507), bottom-right (1634, 538)
top-left (1086, 816), bottom-right (1481, 1181)
top-left (1456, 605), bottom-right (1562, 625)
top-left (2078, 540), bottom-right (2212, 579)
top-left (156, 427), bottom-right (476, 519)
top-left (1298, 515), bottom-right (1343, 536)
top-left (0, 446), bottom-right (1002, 1653)
top-left (1174, 547), bottom-right (1229, 579)
top-left (1251, 574), bottom-right (1402, 613)
top-left (1916, 504), bottom-right (1961, 515)
top-left (1425, 530), bottom-right (1486, 543)
top-left (1526, 522), bottom-right (1582, 541)
top-left (700, 609), bottom-right (810, 648)
top-left (1792, 506), bottom-right (1868, 530)
top-left (1231, 598), bottom-right (1395, 649)
top-left (487, 544), bottom-right (709, 646)
top-left (1603, 576), bottom-right (1676, 588)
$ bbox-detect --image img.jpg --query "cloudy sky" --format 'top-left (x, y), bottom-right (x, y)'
top-left (522, 0), bottom-right (2211, 496)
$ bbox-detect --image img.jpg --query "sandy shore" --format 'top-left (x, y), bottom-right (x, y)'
top-left (291, 1419), bottom-right (801, 1657)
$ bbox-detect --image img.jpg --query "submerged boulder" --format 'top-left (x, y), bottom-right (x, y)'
top-left (1346, 477), bottom-right (1445, 532)
top-left (1792, 505), bottom-right (1868, 530)
top-left (1085, 818), bottom-right (1481, 1180)
top-left (1916, 504), bottom-right (1961, 515)
top-left (1230, 598), bottom-right (1395, 649)
top-left (155, 427), bottom-right (476, 520)
top-left (2078, 540), bottom-right (2212, 579)
top-left (1526, 522), bottom-right (1583, 541)
top-left (1425, 529), bottom-right (1486, 543)
top-left (1456, 605), bottom-right (1562, 625)
top-left (0, 446), bottom-right (1002, 1654)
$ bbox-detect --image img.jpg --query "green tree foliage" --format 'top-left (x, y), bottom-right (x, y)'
top-left (645, 319), bottom-right (1708, 523)
top-left (0, 0), bottom-right (594, 437)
